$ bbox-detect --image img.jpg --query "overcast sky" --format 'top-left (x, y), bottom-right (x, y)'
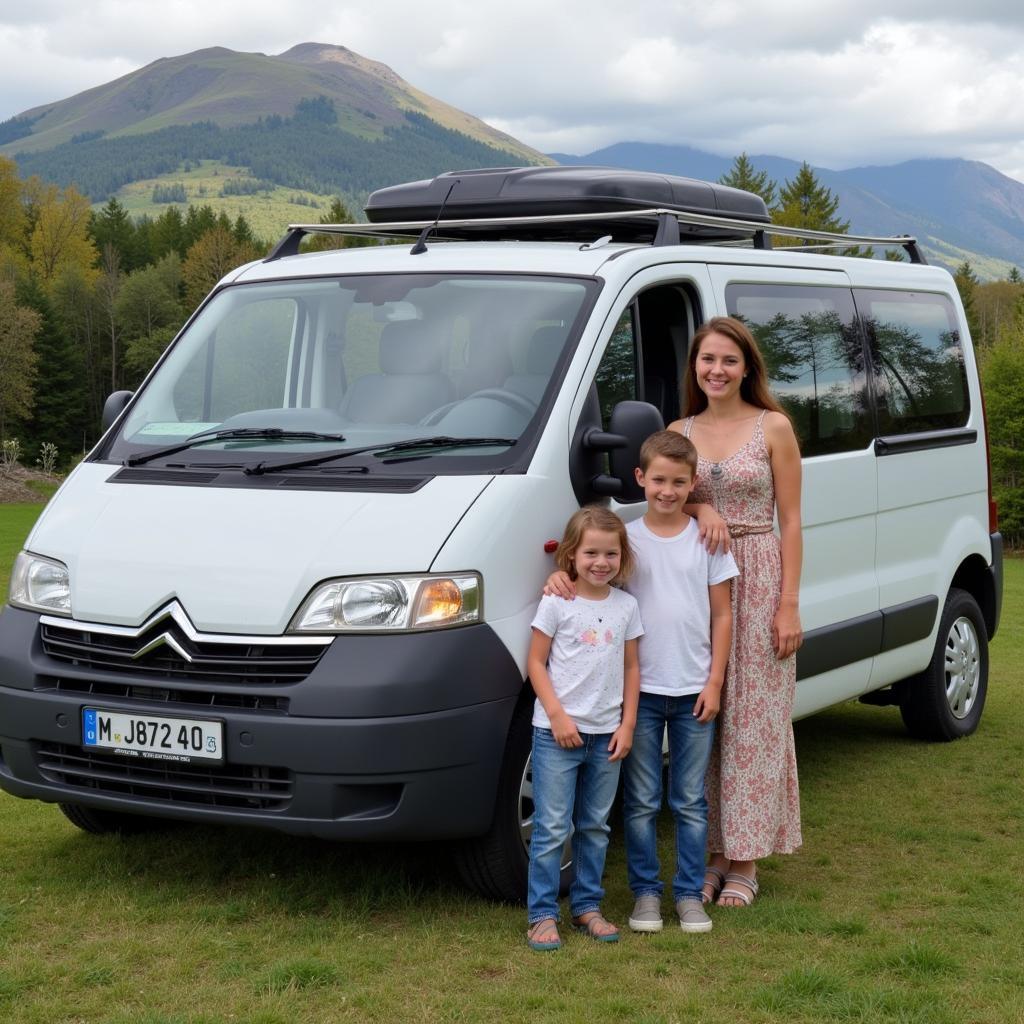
top-left (3, 1), bottom-right (1024, 180)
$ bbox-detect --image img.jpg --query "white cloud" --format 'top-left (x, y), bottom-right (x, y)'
top-left (2, 1), bottom-right (1024, 180)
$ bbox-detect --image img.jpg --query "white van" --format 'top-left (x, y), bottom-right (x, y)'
top-left (0, 168), bottom-right (1002, 901)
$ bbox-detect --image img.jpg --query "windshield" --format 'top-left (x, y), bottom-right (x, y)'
top-left (103, 273), bottom-right (596, 473)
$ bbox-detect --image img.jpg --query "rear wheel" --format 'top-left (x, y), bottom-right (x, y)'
top-left (900, 588), bottom-right (988, 741)
top-left (454, 697), bottom-right (573, 902)
top-left (58, 803), bottom-right (163, 835)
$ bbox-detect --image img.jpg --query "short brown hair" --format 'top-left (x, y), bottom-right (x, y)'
top-left (555, 506), bottom-right (635, 583)
top-left (638, 430), bottom-right (698, 474)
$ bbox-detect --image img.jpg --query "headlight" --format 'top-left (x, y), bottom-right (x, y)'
top-left (289, 574), bottom-right (481, 633)
top-left (8, 552), bottom-right (72, 616)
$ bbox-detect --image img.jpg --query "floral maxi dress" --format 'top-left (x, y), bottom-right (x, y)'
top-left (684, 412), bottom-right (802, 860)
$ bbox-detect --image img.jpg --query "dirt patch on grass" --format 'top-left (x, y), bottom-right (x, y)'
top-left (0, 465), bottom-right (60, 504)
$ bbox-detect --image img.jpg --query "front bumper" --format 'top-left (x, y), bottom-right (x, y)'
top-left (0, 605), bottom-right (524, 840)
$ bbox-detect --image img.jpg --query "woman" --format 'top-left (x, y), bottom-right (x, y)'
top-left (669, 315), bottom-right (803, 907)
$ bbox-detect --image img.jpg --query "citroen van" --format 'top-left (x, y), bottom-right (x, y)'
top-left (0, 167), bottom-right (1002, 901)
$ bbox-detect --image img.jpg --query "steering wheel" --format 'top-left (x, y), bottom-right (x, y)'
top-left (464, 388), bottom-right (538, 416)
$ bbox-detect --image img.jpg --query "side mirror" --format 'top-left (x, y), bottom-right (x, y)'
top-left (571, 398), bottom-right (665, 502)
top-left (607, 401), bottom-right (665, 502)
top-left (101, 390), bottom-right (134, 432)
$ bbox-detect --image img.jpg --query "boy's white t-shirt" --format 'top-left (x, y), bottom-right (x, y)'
top-left (624, 516), bottom-right (739, 697)
top-left (531, 588), bottom-right (644, 734)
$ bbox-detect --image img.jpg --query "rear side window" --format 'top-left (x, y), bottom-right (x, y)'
top-left (855, 290), bottom-right (969, 435)
top-left (724, 283), bottom-right (872, 457)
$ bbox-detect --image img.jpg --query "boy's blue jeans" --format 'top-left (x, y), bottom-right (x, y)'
top-left (623, 692), bottom-right (715, 903)
top-left (527, 727), bottom-right (621, 924)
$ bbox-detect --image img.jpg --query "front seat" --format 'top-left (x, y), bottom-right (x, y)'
top-left (503, 325), bottom-right (565, 405)
top-left (339, 320), bottom-right (453, 423)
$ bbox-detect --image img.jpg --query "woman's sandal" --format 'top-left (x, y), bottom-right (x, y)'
top-left (571, 911), bottom-right (620, 943)
top-left (702, 865), bottom-right (727, 905)
top-left (717, 871), bottom-right (759, 907)
top-left (527, 918), bottom-right (562, 952)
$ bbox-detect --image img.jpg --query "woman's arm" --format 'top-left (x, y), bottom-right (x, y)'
top-left (527, 627), bottom-right (582, 747)
top-left (682, 503), bottom-right (731, 554)
top-left (667, 417), bottom-right (731, 553)
top-left (766, 412), bottom-right (803, 660)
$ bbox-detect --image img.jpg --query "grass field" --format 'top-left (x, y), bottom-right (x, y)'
top-left (110, 160), bottom-right (356, 244)
top-left (0, 501), bottom-right (1021, 1023)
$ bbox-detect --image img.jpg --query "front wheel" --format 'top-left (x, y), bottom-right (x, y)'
top-left (454, 697), bottom-right (573, 902)
top-left (899, 588), bottom-right (988, 741)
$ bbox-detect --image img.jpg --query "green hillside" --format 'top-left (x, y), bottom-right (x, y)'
top-left (2, 43), bottom-right (549, 210)
top-left (110, 160), bottom-right (341, 242)
top-left (1, 43), bottom-right (544, 163)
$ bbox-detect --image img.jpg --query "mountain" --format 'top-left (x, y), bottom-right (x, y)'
top-left (2, 43), bottom-right (542, 161)
top-left (0, 44), bottom-right (549, 212)
top-left (552, 144), bottom-right (1024, 278)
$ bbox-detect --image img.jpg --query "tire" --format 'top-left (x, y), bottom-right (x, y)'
top-left (58, 802), bottom-right (162, 835)
top-left (454, 697), bottom-right (573, 903)
top-left (899, 588), bottom-right (988, 741)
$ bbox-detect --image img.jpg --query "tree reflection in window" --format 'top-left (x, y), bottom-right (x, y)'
top-left (725, 285), bottom-right (872, 456)
top-left (595, 307), bottom-right (638, 428)
top-left (856, 291), bottom-right (969, 434)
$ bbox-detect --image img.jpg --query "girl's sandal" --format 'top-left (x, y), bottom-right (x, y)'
top-left (527, 918), bottom-right (562, 952)
top-left (702, 865), bottom-right (726, 905)
top-left (571, 912), bottom-right (620, 943)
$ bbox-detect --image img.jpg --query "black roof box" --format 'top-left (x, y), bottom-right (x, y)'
top-left (363, 166), bottom-right (770, 243)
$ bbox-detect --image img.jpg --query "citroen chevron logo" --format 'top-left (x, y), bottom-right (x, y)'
top-left (131, 631), bottom-right (193, 663)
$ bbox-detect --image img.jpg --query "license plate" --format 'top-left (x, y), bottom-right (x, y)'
top-left (82, 708), bottom-right (224, 764)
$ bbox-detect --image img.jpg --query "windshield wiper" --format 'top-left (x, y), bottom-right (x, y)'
top-left (124, 428), bottom-right (348, 468)
top-left (244, 436), bottom-right (517, 476)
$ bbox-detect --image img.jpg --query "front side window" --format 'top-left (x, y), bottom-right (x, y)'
top-left (594, 306), bottom-right (638, 428)
top-left (725, 283), bottom-right (872, 456)
top-left (856, 290), bottom-right (969, 435)
top-left (106, 273), bottom-right (597, 474)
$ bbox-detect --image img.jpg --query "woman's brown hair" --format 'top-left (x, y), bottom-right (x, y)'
top-left (555, 506), bottom-right (635, 583)
top-left (682, 315), bottom-right (788, 418)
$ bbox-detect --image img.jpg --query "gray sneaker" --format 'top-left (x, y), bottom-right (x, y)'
top-left (676, 897), bottom-right (713, 933)
top-left (628, 894), bottom-right (664, 933)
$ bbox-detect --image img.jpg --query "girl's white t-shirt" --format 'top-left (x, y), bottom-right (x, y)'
top-left (530, 588), bottom-right (644, 734)
top-left (625, 516), bottom-right (739, 697)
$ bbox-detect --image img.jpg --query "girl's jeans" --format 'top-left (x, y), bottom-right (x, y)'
top-left (623, 692), bottom-right (716, 903)
top-left (526, 727), bottom-right (621, 924)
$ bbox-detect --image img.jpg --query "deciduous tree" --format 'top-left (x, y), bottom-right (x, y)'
top-left (0, 280), bottom-right (41, 438)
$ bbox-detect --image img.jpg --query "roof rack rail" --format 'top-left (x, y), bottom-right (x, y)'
top-left (264, 207), bottom-right (925, 265)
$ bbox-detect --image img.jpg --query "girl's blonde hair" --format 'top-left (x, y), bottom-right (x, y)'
top-left (555, 506), bottom-right (635, 583)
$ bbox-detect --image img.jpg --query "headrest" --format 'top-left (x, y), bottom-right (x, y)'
top-left (464, 334), bottom-right (513, 378)
top-left (379, 320), bottom-right (444, 375)
top-left (526, 325), bottom-right (566, 375)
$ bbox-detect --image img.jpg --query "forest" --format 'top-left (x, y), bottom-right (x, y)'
top-left (9, 102), bottom-right (530, 202)
top-left (1, 152), bottom-right (1022, 542)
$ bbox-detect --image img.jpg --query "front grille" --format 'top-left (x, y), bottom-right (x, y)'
top-left (41, 622), bottom-right (326, 686)
top-left (35, 742), bottom-right (293, 810)
top-left (39, 677), bottom-right (289, 714)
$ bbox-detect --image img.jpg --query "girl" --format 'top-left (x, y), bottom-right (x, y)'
top-left (669, 315), bottom-right (803, 908)
top-left (525, 506), bottom-right (643, 951)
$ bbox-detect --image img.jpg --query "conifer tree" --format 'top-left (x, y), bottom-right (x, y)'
top-left (953, 261), bottom-right (981, 341)
top-left (719, 154), bottom-right (776, 208)
top-left (773, 162), bottom-right (859, 254)
top-left (1009, 266), bottom-right (1022, 284)
top-left (90, 197), bottom-right (140, 271)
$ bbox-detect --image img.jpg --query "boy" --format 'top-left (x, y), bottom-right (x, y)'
top-left (547, 430), bottom-right (737, 932)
